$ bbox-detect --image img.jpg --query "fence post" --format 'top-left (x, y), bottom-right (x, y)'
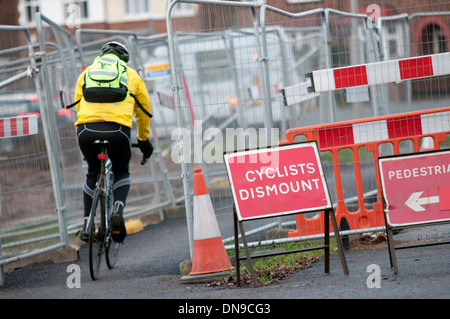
top-left (253, 5), bottom-right (275, 139)
top-left (35, 12), bottom-right (68, 247)
top-left (0, 241), bottom-right (4, 286)
top-left (322, 9), bottom-right (337, 123)
top-left (0, 183), bottom-right (3, 286)
top-left (166, 0), bottom-right (194, 259)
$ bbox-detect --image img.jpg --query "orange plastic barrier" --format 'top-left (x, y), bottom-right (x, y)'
top-left (280, 106), bottom-right (450, 237)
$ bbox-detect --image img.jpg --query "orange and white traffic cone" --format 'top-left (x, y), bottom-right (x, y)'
top-left (189, 166), bottom-right (234, 276)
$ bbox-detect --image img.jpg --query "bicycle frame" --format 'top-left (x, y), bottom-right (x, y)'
top-left (87, 140), bottom-right (118, 280)
top-left (86, 139), bottom-right (144, 280)
top-left (86, 146), bottom-right (110, 238)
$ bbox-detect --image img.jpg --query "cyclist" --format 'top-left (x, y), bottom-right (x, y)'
top-left (74, 41), bottom-right (153, 243)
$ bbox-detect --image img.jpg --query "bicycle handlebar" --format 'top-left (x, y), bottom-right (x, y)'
top-left (132, 143), bottom-right (147, 165)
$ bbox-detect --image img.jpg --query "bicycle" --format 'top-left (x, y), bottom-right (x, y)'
top-left (85, 139), bottom-right (146, 280)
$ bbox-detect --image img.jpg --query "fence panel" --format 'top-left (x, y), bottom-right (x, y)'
top-left (136, 34), bottom-right (184, 206)
top-left (281, 6), bottom-right (450, 242)
top-left (0, 15), bottom-right (181, 275)
top-left (35, 13), bottom-right (80, 244)
top-left (167, 1), bottom-right (284, 255)
top-left (0, 24), bottom-right (66, 274)
top-left (167, 1), bottom-right (450, 256)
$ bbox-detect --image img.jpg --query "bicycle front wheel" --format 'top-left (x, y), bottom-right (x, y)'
top-left (89, 191), bottom-right (106, 280)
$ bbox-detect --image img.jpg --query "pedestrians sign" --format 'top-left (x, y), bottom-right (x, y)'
top-left (379, 149), bottom-right (450, 274)
top-left (379, 150), bottom-right (450, 227)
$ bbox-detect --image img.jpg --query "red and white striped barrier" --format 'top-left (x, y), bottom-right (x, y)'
top-left (293, 109), bottom-right (450, 149)
top-left (283, 107), bottom-right (450, 238)
top-left (308, 52), bottom-right (450, 93)
top-left (156, 92), bottom-right (175, 109)
top-left (0, 115), bottom-right (38, 139)
top-left (280, 80), bottom-right (320, 106)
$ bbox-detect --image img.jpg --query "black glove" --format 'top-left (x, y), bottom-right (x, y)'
top-left (138, 139), bottom-right (153, 159)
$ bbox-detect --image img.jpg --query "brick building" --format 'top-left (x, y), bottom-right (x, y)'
top-left (0, 0), bottom-right (19, 26)
top-left (1, 1), bottom-right (447, 54)
top-left (1, 0), bottom-right (448, 93)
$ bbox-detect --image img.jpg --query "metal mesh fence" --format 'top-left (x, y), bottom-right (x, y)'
top-left (0, 14), bottom-right (181, 273)
top-left (0, 24), bottom-right (67, 268)
top-left (166, 0), bottom-right (450, 254)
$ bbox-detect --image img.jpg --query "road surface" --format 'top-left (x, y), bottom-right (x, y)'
top-left (1, 214), bottom-right (449, 304)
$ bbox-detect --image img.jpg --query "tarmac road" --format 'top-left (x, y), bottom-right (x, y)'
top-left (0, 215), bottom-right (449, 303)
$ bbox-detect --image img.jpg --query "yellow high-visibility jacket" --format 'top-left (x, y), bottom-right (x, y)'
top-left (74, 65), bottom-right (151, 141)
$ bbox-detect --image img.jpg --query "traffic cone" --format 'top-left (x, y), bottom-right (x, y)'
top-left (189, 166), bottom-right (234, 276)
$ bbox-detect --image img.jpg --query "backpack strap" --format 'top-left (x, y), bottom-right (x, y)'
top-left (130, 93), bottom-right (153, 118)
top-left (65, 98), bottom-right (81, 109)
top-left (63, 93), bottom-right (153, 120)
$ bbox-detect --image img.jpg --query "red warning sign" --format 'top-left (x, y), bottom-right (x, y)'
top-left (379, 150), bottom-right (450, 226)
top-left (224, 142), bottom-right (332, 221)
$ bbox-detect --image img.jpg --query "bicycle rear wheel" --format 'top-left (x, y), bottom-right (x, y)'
top-left (106, 239), bottom-right (120, 269)
top-left (105, 173), bottom-right (120, 269)
top-left (89, 191), bottom-right (105, 280)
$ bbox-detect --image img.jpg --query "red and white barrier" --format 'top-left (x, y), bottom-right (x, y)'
top-left (283, 107), bottom-right (450, 238)
top-left (0, 115), bottom-right (38, 139)
top-left (156, 92), bottom-right (175, 109)
top-left (280, 80), bottom-right (320, 106)
top-left (308, 52), bottom-right (450, 93)
top-left (305, 110), bottom-right (450, 148)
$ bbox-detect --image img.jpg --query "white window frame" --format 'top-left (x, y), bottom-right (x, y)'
top-left (286, 0), bottom-right (322, 4)
top-left (64, 0), bottom-right (90, 21)
top-left (125, 0), bottom-right (150, 18)
top-left (23, 0), bottom-right (40, 24)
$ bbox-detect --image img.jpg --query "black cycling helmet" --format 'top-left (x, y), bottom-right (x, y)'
top-left (100, 41), bottom-right (129, 62)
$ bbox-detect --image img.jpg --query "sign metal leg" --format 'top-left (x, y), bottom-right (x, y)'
top-left (329, 208), bottom-right (350, 276)
top-left (238, 220), bottom-right (258, 288)
top-left (324, 209), bottom-right (330, 273)
top-left (233, 208), bottom-right (241, 286)
top-left (386, 225), bottom-right (399, 274)
top-left (234, 205), bottom-right (258, 287)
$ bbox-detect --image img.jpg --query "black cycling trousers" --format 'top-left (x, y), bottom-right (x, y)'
top-left (77, 122), bottom-right (131, 218)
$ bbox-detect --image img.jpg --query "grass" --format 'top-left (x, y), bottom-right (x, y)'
top-left (1, 220), bottom-right (60, 244)
top-left (209, 241), bottom-right (337, 287)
